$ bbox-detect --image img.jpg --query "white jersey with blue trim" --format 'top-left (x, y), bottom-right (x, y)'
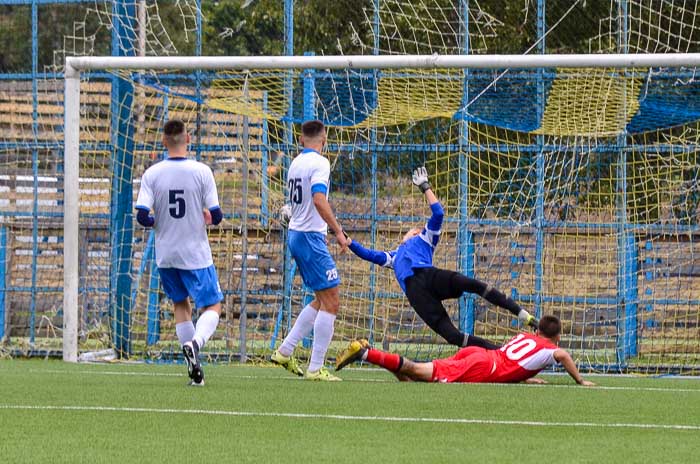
top-left (135, 157), bottom-right (219, 269)
top-left (287, 148), bottom-right (331, 234)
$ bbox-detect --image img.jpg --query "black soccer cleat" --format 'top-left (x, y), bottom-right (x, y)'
top-left (182, 340), bottom-right (205, 386)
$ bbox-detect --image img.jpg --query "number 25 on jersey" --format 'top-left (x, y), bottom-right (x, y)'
top-left (288, 178), bottom-right (302, 204)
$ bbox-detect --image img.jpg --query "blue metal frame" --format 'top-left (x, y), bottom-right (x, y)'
top-left (146, 256), bottom-right (161, 346)
top-left (3, 141), bottom-right (698, 156)
top-left (276, 0), bottom-right (296, 345)
top-left (29, 0), bottom-right (39, 343)
top-left (110, 0), bottom-right (137, 358)
top-left (624, 235), bottom-right (638, 357)
top-left (616, 0), bottom-right (636, 365)
top-left (366, 0), bottom-right (380, 345)
top-left (0, 226), bottom-right (6, 340)
top-left (261, 92), bottom-right (270, 228)
top-left (533, 0), bottom-right (546, 320)
top-left (457, 0), bottom-right (474, 335)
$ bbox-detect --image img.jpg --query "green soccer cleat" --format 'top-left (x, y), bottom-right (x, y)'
top-left (271, 349), bottom-right (304, 377)
top-left (304, 367), bottom-right (342, 381)
top-left (335, 339), bottom-right (369, 371)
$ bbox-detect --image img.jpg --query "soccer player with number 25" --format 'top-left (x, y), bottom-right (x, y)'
top-left (271, 120), bottom-right (351, 381)
top-left (135, 120), bottom-right (224, 387)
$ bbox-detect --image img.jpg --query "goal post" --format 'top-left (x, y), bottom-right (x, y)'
top-left (63, 54), bottom-right (700, 374)
top-left (63, 65), bottom-right (81, 363)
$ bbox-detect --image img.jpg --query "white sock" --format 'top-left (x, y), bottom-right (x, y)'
top-left (308, 311), bottom-right (336, 373)
top-left (192, 310), bottom-right (220, 349)
top-left (279, 304), bottom-right (318, 357)
top-left (518, 309), bottom-right (531, 321)
top-left (175, 321), bottom-right (195, 345)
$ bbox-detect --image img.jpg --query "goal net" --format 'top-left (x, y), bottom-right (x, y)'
top-left (2, 0), bottom-right (700, 375)
top-left (58, 53), bottom-right (700, 374)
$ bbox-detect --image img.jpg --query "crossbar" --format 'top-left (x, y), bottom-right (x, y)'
top-left (66, 53), bottom-right (700, 72)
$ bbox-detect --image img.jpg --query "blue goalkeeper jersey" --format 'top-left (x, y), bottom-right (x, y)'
top-left (348, 202), bottom-right (444, 293)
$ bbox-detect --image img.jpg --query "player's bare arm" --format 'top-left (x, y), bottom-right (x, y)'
top-left (553, 349), bottom-right (596, 386)
top-left (312, 192), bottom-right (349, 253)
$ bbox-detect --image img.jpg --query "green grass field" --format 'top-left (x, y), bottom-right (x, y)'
top-left (1, 360), bottom-right (699, 463)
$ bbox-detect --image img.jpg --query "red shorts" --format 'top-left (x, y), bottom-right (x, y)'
top-left (431, 347), bottom-right (496, 383)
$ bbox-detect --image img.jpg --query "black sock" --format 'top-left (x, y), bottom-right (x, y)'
top-left (450, 274), bottom-right (523, 318)
top-left (482, 287), bottom-right (522, 318)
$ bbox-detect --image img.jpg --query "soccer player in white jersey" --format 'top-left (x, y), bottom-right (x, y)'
top-left (336, 315), bottom-right (595, 386)
top-left (271, 120), bottom-right (350, 381)
top-left (135, 119), bottom-right (224, 386)
top-left (346, 166), bottom-right (537, 350)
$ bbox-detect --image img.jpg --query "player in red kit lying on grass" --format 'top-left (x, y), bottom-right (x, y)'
top-left (335, 315), bottom-right (595, 386)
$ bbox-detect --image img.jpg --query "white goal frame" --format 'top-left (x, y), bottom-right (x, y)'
top-left (63, 53), bottom-right (700, 361)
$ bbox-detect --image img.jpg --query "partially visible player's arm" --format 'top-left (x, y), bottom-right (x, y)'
top-left (135, 206), bottom-right (154, 227)
top-left (202, 166), bottom-right (223, 226)
top-left (425, 195), bottom-right (444, 232)
top-left (347, 239), bottom-right (393, 267)
top-left (135, 170), bottom-right (155, 227)
top-left (312, 192), bottom-right (349, 253)
top-left (524, 377), bottom-right (548, 385)
top-left (204, 207), bottom-right (223, 225)
top-left (202, 207), bottom-right (223, 225)
top-left (553, 349), bottom-right (596, 386)
top-left (412, 166), bottom-right (444, 244)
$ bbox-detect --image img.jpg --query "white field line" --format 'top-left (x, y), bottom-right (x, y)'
top-left (28, 369), bottom-right (389, 383)
top-left (0, 404), bottom-right (698, 431)
top-left (27, 369), bottom-right (700, 391)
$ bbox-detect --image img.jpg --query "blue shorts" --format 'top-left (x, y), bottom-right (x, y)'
top-left (288, 230), bottom-right (340, 291)
top-left (158, 265), bottom-right (224, 309)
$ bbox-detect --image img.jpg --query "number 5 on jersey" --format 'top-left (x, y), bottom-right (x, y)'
top-left (288, 178), bottom-right (302, 204)
top-left (169, 189), bottom-right (186, 218)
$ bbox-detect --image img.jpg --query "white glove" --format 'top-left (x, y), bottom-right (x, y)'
top-left (412, 166), bottom-right (431, 193)
top-left (279, 203), bottom-right (292, 228)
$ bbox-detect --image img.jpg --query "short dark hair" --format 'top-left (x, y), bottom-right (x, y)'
top-left (163, 119), bottom-right (187, 146)
top-left (301, 119), bottom-right (325, 139)
top-left (538, 315), bottom-right (561, 338)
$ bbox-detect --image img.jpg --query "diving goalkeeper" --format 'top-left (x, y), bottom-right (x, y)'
top-left (346, 166), bottom-right (537, 350)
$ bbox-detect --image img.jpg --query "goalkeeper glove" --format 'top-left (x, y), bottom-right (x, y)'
top-left (412, 166), bottom-right (431, 193)
top-left (279, 203), bottom-right (292, 228)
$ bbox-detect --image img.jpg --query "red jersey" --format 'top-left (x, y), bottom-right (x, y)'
top-left (488, 333), bottom-right (559, 383)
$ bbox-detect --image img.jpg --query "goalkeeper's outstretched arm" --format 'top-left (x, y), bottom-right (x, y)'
top-left (348, 239), bottom-right (394, 268)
